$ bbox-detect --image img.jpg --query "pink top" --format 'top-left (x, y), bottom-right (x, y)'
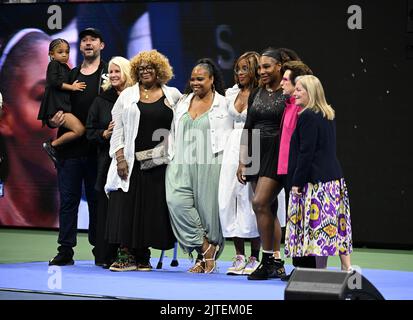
top-left (277, 97), bottom-right (301, 175)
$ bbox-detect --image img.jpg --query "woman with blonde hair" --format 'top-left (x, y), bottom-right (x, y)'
top-left (100, 56), bottom-right (133, 92)
top-left (86, 56), bottom-right (133, 268)
top-left (285, 75), bottom-right (353, 272)
top-left (104, 50), bottom-right (181, 272)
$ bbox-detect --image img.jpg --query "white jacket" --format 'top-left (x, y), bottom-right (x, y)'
top-left (169, 92), bottom-right (232, 159)
top-left (104, 83), bottom-right (182, 194)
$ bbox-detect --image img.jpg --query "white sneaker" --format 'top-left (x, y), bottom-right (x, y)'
top-left (226, 255), bottom-right (247, 275)
top-left (243, 256), bottom-right (260, 275)
top-left (342, 266), bottom-right (354, 273)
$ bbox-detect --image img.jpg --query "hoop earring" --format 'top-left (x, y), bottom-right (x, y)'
top-left (211, 83), bottom-right (215, 92)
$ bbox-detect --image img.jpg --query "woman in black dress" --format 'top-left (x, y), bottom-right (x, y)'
top-left (237, 47), bottom-right (300, 280)
top-left (86, 56), bottom-right (133, 268)
top-left (104, 50), bottom-right (182, 272)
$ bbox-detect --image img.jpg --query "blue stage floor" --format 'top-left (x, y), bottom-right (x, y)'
top-left (1, 258), bottom-right (412, 300)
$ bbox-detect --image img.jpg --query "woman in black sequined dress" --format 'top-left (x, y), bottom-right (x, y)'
top-left (237, 47), bottom-right (300, 280)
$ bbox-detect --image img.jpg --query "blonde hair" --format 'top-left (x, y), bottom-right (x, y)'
top-left (296, 75), bottom-right (335, 120)
top-left (101, 56), bottom-right (133, 91)
top-left (130, 49), bottom-right (174, 85)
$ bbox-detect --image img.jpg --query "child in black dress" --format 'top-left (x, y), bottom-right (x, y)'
top-left (37, 38), bottom-right (86, 166)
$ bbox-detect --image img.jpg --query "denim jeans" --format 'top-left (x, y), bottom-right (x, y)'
top-left (56, 156), bottom-right (97, 255)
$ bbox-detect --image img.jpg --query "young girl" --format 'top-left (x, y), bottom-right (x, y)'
top-left (37, 38), bottom-right (86, 166)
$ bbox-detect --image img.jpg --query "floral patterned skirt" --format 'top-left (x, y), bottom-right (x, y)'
top-left (284, 178), bottom-right (353, 257)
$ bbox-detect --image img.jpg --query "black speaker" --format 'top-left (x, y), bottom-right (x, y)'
top-left (284, 268), bottom-right (385, 300)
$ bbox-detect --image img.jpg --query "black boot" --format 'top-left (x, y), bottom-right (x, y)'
top-left (248, 253), bottom-right (286, 280)
top-left (49, 247), bottom-right (74, 266)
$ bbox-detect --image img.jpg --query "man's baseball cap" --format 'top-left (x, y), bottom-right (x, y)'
top-left (79, 28), bottom-right (104, 42)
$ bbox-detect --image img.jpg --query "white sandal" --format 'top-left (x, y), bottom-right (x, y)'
top-left (188, 259), bottom-right (205, 273)
top-left (202, 244), bottom-right (220, 274)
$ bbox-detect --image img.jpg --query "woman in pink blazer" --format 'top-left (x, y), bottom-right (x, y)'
top-left (278, 61), bottom-right (313, 178)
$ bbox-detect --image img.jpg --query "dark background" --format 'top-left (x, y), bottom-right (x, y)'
top-left (0, 0), bottom-right (412, 248)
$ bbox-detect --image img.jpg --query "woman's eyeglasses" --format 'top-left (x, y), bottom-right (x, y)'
top-left (138, 65), bottom-right (155, 73)
top-left (234, 67), bottom-right (249, 75)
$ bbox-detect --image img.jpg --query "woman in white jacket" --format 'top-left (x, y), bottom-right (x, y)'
top-left (166, 58), bottom-right (231, 274)
top-left (104, 50), bottom-right (181, 272)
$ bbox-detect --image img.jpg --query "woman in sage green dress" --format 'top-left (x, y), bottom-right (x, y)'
top-left (166, 58), bottom-right (232, 273)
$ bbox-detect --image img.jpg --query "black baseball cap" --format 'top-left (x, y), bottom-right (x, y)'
top-left (79, 28), bottom-right (104, 42)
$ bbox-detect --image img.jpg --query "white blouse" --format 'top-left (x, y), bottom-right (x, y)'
top-left (225, 85), bottom-right (248, 128)
top-left (169, 91), bottom-right (232, 159)
top-left (104, 83), bottom-right (182, 194)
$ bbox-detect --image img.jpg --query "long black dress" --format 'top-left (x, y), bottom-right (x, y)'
top-left (106, 95), bottom-right (176, 263)
top-left (37, 60), bottom-right (71, 126)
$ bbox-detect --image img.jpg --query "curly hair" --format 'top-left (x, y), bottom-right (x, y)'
top-left (130, 49), bottom-right (174, 85)
top-left (184, 58), bottom-right (226, 95)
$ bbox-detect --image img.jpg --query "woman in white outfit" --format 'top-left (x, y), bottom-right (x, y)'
top-left (219, 52), bottom-right (285, 276)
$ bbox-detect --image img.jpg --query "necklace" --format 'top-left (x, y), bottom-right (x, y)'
top-left (143, 88), bottom-right (149, 99)
top-left (265, 85), bottom-right (281, 97)
top-left (141, 85), bottom-right (155, 99)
